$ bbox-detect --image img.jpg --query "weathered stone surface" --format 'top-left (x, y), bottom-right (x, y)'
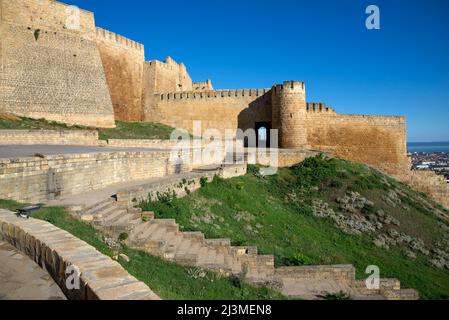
top-left (0, 209), bottom-right (159, 300)
top-left (0, 0), bottom-right (115, 128)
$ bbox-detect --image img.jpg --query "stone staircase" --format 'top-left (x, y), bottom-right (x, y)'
top-left (74, 197), bottom-right (419, 300)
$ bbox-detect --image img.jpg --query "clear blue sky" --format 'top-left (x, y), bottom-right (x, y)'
top-left (68, 0), bottom-right (449, 142)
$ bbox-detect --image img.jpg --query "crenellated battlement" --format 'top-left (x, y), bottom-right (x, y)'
top-left (273, 81), bottom-right (306, 95)
top-left (306, 102), bottom-right (336, 113)
top-left (193, 80), bottom-right (214, 91)
top-left (156, 88), bottom-right (272, 101)
top-left (146, 57), bottom-right (183, 71)
top-left (96, 27), bottom-right (144, 52)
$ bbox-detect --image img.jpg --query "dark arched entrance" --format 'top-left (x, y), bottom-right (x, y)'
top-left (255, 122), bottom-right (271, 148)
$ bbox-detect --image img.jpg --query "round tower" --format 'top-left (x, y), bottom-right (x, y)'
top-left (271, 80), bottom-right (307, 149)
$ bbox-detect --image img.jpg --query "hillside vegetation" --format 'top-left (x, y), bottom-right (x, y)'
top-left (141, 155), bottom-right (449, 299)
top-left (0, 112), bottom-right (175, 140)
top-left (0, 199), bottom-right (283, 300)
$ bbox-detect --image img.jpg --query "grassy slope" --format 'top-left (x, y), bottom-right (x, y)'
top-left (0, 200), bottom-right (283, 300)
top-left (0, 114), bottom-right (175, 140)
top-left (141, 157), bottom-right (449, 299)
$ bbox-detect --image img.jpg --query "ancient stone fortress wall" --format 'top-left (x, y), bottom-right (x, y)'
top-left (0, 0), bottom-right (116, 128)
top-left (0, 130), bottom-right (105, 146)
top-left (405, 170), bottom-right (449, 209)
top-left (145, 88), bottom-right (272, 136)
top-left (272, 81), bottom-right (308, 149)
top-left (143, 57), bottom-right (193, 96)
top-left (0, 150), bottom-right (193, 203)
top-left (306, 102), bottom-right (336, 114)
top-left (306, 113), bottom-right (409, 176)
top-left (96, 27), bottom-right (145, 122)
top-left (0, 210), bottom-right (159, 300)
top-left (193, 79), bottom-right (214, 91)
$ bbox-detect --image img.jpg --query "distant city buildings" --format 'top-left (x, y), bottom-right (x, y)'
top-left (411, 152), bottom-right (449, 183)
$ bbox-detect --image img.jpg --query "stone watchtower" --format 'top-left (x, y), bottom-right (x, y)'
top-left (271, 81), bottom-right (308, 149)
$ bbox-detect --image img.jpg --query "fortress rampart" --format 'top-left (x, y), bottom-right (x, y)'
top-left (272, 81), bottom-right (307, 149)
top-left (95, 27), bottom-right (145, 121)
top-left (193, 80), bottom-right (214, 91)
top-left (2, 0), bottom-right (445, 210)
top-left (0, 0), bottom-right (116, 127)
top-left (306, 113), bottom-right (409, 175)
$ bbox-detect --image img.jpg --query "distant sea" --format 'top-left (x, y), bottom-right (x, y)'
top-left (407, 142), bottom-right (449, 153)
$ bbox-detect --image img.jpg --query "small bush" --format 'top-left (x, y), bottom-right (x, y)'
top-left (200, 176), bottom-right (208, 188)
top-left (118, 232), bottom-right (128, 242)
top-left (280, 253), bottom-right (311, 266)
top-left (292, 154), bottom-right (339, 189)
top-left (247, 165), bottom-right (260, 176)
top-left (329, 180), bottom-right (344, 188)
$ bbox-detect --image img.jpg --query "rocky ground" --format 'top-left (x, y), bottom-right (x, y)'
top-left (312, 189), bottom-right (449, 270)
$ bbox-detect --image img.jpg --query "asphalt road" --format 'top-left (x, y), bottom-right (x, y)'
top-left (0, 145), bottom-right (161, 159)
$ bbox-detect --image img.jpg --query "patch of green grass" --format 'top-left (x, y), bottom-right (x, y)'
top-left (140, 156), bottom-right (449, 299)
top-left (0, 115), bottom-right (176, 140)
top-left (0, 202), bottom-right (283, 300)
top-left (97, 121), bottom-right (176, 140)
top-left (0, 199), bottom-right (27, 211)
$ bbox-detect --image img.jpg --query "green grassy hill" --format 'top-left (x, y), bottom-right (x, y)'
top-left (0, 112), bottom-right (175, 140)
top-left (141, 155), bottom-right (449, 299)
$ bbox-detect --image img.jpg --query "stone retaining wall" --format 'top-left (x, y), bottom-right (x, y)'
top-left (405, 170), bottom-right (449, 210)
top-left (0, 150), bottom-right (193, 203)
top-left (0, 209), bottom-right (159, 300)
top-left (0, 130), bottom-right (105, 146)
top-left (275, 265), bottom-right (356, 283)
top-left (107, 138), bottom-right (179, 149)
top-left (116, 164), bottom-right (247, 207)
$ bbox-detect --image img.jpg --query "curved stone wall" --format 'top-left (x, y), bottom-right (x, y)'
top-left (0, 209), bottom-right (160, 300)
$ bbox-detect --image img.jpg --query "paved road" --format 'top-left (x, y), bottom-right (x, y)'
top-left (0, 241), bottom-right (66, 300)
top-left (0, 145), bottom-right (162, 159)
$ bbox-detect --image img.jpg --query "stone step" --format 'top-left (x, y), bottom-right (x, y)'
top-left (91, 204), bottom-right (120, 220)
top-left (174, 237), bottom-right (204, 257)
top-left (204, 239), bottom-right (232, 247)
top-left (161, 233), bottom-right (185, 259)
top-left (177, 242), bottom-right (203, 258)
top-left (83, 197), bottom-right (114, 211)
top-left (154, 219), bottom-right (177, 227)
top-left (141, 211), bottom-right (155, 221)
top-left (197, 247), bottom-right (216, 265)
top-left (84, 198), bottom-right (116, 216)
top-left (174, 252), bottom-right (199, 265)
top-left (135, 222), bottom-right (161, 240)
top-left (127, 207), bottom-right (143, 214)
top-left (146, 225), bottom-right (170, 241)
top-left (129, 221), bottom-right (152, 239)
top-left (102, 209), bottom-right (128, 224)
top-left (106, 213), bottom-right (141, 227)
top-left (182, 232), bottom-right (205, 243)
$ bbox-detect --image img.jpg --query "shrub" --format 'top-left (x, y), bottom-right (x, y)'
top-left (118, 232), bottom-right (128, 242)
top-left (292, 154), bottom-right (339, 189)
top-left (200, 176), bottom-right (208, 188)
top-left (280, 253), bottom-right (311, 266)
